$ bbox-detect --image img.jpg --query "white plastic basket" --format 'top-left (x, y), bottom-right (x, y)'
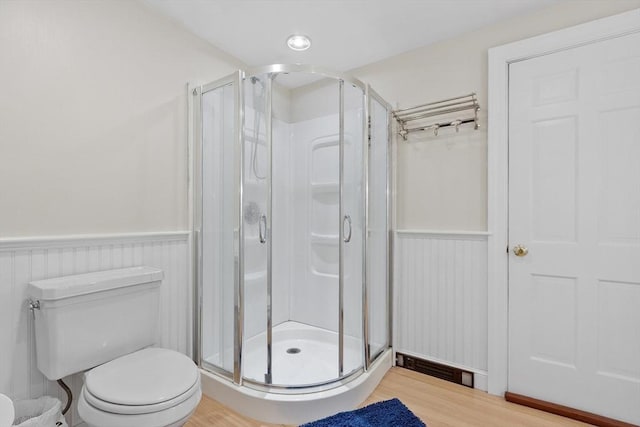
top-left (12, 397), bottom-right (67, 427)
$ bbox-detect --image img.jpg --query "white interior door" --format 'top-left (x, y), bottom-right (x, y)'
top-left (508, 32), bottom-right (640, 424)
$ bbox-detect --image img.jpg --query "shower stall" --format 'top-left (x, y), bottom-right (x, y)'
top-left (192, 64), bottom-right (392, 424)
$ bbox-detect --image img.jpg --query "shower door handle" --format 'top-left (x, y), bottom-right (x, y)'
top-left (343, 215), bottom-right (352, 243)
top-left (259, 214), bottom-right (267, 243)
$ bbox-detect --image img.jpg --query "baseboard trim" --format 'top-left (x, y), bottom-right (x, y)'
top-left (504, 392), bottom-right (636, 427)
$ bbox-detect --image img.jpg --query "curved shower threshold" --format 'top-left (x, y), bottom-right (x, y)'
top-left (199, 348), bottom-right (393, 425)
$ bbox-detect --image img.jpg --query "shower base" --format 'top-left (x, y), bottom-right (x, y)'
top-left (200, 321), bottom-right (392, 424)
top-left (242, 321), bottom-right (363, 386)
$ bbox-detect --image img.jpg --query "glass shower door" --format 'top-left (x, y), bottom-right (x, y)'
top-left (242, 73), bottom-right (271, 384)
top-left (340, 81), bottom-right (365, 376)
top-left (198, 72), bottom-right (240, 379)
top-left (366, 88), bottom-right (391, 365)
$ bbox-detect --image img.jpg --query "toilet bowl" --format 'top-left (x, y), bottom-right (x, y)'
top-left (0, 393), bottom-right (15, 427)
top-left (78, 348), bottom-right (201, 427)
top-left (28, 267), bottom-right (201, 427)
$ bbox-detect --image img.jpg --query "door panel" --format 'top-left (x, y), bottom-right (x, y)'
top-left (508, 32), bottom-right (640, 424)
top-left (367, 88), bottom-right (391, 363)
top-left (242, 74), bottom-right (270, 384)
top-left (199, 76), bottom-right (238, 377)
top-left (340, 81), bottom-right (365, 376)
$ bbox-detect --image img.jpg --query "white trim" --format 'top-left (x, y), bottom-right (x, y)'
top-left (187, 82), bottom-right (197, 360)
top-left (187, 82), bottom-right (195, 234)
top-left (396, 229), bottom-right (490, 239)
top-left (487, 8), bottom-right (640, 396)
top-left (0, 231), bottom-right (190, 251)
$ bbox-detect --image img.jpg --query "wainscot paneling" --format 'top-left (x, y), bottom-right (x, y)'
top-left (0, 232), bottom-right (191, 426)
top-left (394, 230), bottom-right (489, 390)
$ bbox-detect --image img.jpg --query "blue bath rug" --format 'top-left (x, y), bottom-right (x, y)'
top-left (300, 398), bottom-right (426, 427)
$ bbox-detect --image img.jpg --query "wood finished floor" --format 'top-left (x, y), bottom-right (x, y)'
top-left (186, 367), bottom-right (592, 426)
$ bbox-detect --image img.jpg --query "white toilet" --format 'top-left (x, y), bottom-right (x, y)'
top-left (28, 266), bottom-right (201, 427)
top-left (0, 393), bottom-right (14, 427)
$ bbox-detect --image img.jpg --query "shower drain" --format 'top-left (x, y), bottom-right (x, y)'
top-left (286, 347), bottom-right (301, 354)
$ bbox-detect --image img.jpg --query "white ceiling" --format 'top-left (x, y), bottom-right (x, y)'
top-left (145, 0), bottom-right (561, 72)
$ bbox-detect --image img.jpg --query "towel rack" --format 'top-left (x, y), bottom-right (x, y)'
top-left (392, 93), bottom-right (480, 141)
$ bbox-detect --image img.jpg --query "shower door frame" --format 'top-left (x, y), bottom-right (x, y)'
top-left (364, 85), bottom-right (394, 370)
top-left (192, 70), bottom-right (245, 384)
top-left (193, 64), bottom-right (394, 391)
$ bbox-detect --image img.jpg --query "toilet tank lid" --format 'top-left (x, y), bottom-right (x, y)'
top-left (28, 266), bottom-right (163, 301)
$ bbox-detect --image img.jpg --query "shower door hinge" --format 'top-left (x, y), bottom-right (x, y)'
top-left (367, 116), bottom-right (372, 146)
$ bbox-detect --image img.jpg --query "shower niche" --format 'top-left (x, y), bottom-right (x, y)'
top-left (193, 65), bottom-right (392, 424)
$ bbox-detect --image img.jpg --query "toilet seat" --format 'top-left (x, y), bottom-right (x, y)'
top-left (83, 378), bottom-right (200, 415)
top-left (85, 347), bottom-right (198, 407)
top-left (78, 347), bottom-right (201, 427)
top-left (78, 386), bottom-right (201, 427)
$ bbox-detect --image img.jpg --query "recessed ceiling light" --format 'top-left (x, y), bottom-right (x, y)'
top-left (287, 34), bottom-right (311, 51)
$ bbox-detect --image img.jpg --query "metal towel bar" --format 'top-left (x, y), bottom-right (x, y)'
top-left (393, 93), bottom-right (480, 141)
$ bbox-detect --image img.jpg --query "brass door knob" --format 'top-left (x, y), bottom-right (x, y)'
top-left (512, 245), bottom-right (529, 257)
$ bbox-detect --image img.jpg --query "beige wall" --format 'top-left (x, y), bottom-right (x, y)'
top-left (2, 1), bottom-right (639, 237)
top-left (351, 0), bottom-right (640, 231)
top-left (0, 0), bottom-right (242, 237)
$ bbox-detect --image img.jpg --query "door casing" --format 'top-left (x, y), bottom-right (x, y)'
top-left (486, 8), bottom-right (640, 396)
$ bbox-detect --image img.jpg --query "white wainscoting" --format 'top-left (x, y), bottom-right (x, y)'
top-left (0, 231), bottom-right (191, 426)
top-left (394, 230), bottom-right (489, 390)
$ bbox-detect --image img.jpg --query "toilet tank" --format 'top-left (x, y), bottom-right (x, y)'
top-left (27, 266), bottom-right (163, 381)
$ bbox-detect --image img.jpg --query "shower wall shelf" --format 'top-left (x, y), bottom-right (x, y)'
top-left (310, 182), bottom-right (339, 194)
top-left (310, 233), bottom-right (339, 244)
top-left (392, 93), bottom-right (479, 141)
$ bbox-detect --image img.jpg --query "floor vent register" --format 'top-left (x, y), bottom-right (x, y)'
top-left (395, 352), bottom-right (474, 389)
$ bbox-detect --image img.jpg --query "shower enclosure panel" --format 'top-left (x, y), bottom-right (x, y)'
top-left (241, 75), bottom-right (270, 384)
top-left (366, 88), bottom-right (392, 364)
top-left (194, 65), bottom-right (392, 400)
top-left (340, 81), bottom-right (365, 377)
top-left (196, 72), bottom-right (241, 381)
top-left (242, 76), bottom-right (295, 386)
